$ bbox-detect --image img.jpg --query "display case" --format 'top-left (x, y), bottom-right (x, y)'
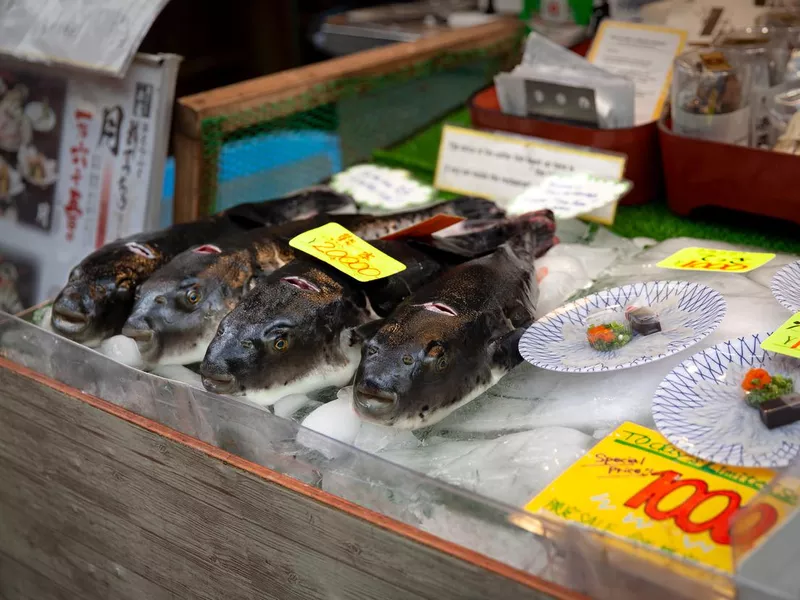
top-left (0, 310), bottom-right (754, 599)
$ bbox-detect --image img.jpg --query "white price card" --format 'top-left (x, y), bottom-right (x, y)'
top-left (433, 125), bottom-right (627, 225)
top-left (508, 173), bottom-right (632, 223)
top-left (331, 164), bottom-right (435, 211)
top-left (587, 21), bottom-right (688, 125)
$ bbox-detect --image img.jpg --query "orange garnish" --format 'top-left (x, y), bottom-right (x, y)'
top-left (587, 325), bottom-right (615, 344)
top-left (742, 368), bottom-right (771, 392)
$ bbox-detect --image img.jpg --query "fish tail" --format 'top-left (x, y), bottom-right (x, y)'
top-left (505, 209), bottom-right (556, 261)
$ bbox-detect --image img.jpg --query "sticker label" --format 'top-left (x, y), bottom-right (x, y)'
top-left (125, 242), bottom-right (156, 259)
top-left (657, 247), bottom-right (775, 273)
top-left (761, 313), bottom-right (800, 359)
top-left (380, 214), bottom-right (465, 241)
top-left (289, 222), bottom-right (406, 282)
top-left (516, 422), bottom-right (794, 573)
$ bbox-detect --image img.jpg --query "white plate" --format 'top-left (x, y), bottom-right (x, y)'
top-left (519, 280), bottom-right (726, 373)
top-left (772, 260), bottom-right (800, 314)
top-left (653, 332), bottom-right (800, 468)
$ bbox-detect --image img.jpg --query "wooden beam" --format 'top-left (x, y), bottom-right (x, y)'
top-left (175, 18), bottom-right (523, 138)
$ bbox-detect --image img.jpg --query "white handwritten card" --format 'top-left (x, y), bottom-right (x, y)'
top-left (433, 125), bottom-right (626, 225)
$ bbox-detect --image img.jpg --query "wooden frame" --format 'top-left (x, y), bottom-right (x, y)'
top-left (171, 18), bottom-right (524, 223)
top-left (0, 356), bottom-right (580, 600)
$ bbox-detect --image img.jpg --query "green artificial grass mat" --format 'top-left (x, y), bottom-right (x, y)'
top-left (373, 108), bottom-right (800, 255)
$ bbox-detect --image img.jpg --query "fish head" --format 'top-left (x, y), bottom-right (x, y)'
top-left (353, 302), bottom-right (495, 429)
top-left (201, 263), bottom-right (367, 402)
top-left (122, 245), bottom-right (251, 365)
top-left (52, 241), bottom-right (162, 345)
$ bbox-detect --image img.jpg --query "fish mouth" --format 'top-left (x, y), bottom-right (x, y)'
top-left (353, 384), bottom-right (398, 420)
top-left (121, 325), bottom-right (158, 357)
top-left (51, 305), bottom-right (91, 336)
top-left (201, 371), bottom-right (239, 395)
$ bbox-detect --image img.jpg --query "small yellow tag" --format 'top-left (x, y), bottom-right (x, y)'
top-left (657, 247), bottom-right (775, 273)
top-left (761, 313), bottom-right (800, 359)
top-left (289, 222), bottom-right (406, 282)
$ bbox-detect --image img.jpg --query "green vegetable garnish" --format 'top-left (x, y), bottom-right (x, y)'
top-left (587, 322), bottom-right (633, 352)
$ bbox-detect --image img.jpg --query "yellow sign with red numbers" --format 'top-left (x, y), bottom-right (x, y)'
top-left (290, 222), bottom-right (406, 282)
top-left (761, 312), bottom-right (800, 359)
top-left (522, 422), bottom-right (796, 572)
top-left (657, 247), bottom-right (775, 273)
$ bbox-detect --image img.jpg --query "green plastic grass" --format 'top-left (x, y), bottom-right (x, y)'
top-left (374, 108), bottom-right (800, 255)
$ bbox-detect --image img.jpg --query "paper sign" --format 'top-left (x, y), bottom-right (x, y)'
top-left (658, 247), bottom-right (775, 273)
top-left (289, 222), bottom-right (406, 282)
top-left (522, 422), bottom-right (794, 573)
top-left (434, 125), bottom-right (626, 226)
top-left (587, 21), bottom-right (688, 125)
top-left (508, 173), bottom-right (632, 223)
top-left (331, 164), bottom-right (434, 210)
top-left (761, 313), bottom-right (800, 360)
top-left (380, 214), bottom-right (465, 241)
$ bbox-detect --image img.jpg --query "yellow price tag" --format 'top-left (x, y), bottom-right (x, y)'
top-left (519, 422), bottom-right (790, 573)
top-left (761, 313), bottom-right (800, 359)
top-left (289, 222), bottom-right (406, 282)
top-left (657, 247), bottom-right (775, 273)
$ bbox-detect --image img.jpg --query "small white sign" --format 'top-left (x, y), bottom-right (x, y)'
top-left (331, 164), bottom-right (434, 211)
top-left (508, 173), bottom-right (632, 223)
top-left (433, 125), bottom-right (626, 225)
top-left (587, 21), bottom-right (688, 125)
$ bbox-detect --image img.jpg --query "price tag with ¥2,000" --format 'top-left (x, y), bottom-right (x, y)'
top-left (761, 313), bottom-right (800, 359)
top-left (657, 247), bottom-right (775, 274)
top-left (289, 222), bottom-right (407, 282)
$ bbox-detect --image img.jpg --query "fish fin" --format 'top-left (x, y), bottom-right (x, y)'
top-left (489, 327), bottom-right (527, 371)
top-left (347, 318), bottom-right (387, 346)
top-left (504, 209), bottom-right (556, 261)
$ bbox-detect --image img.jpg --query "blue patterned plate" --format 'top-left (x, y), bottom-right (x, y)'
top-left (653, 333), bottom-right (800, 468)
top-left (772, 261), bottom-right (800, 313)
top-left (519, 281), bottom-right (726, 373)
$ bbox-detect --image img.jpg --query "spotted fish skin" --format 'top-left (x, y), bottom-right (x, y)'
top-left (352, 210), bottom-right (555, 430)
top-left (123, 197), bottom-right (504, 367)
top-left (197, 211), bottom-right (546, 404)
top-left (50, 188), bottom-right (356, 346)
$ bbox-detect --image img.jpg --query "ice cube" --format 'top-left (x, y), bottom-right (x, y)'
top-left (98, 335), bottom-right (144, 370)
top-left (298, 391), bottom-right (362, 457)
top-left (273, 393), bottom-right (314, 419)
top-left (150, 364), bottom-right (204, 389)
top-left (379, 427), bottom-right (594, 506)
top-left (352, 421), bottom-right (421, 454)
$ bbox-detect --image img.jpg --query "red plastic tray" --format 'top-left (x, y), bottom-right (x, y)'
top-left (468, 86), bottom-right (660, 206)
top-left (659, 117), bottom-right (800, 225)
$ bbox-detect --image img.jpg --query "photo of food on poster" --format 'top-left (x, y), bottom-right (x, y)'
top-left (0, 67), bottom-right (66, 233)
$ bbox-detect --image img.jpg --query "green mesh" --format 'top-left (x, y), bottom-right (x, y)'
top-left (198, 31), bottom-right (524, 215)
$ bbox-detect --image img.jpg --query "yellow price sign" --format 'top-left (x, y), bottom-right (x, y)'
top-left (521, 422), bottom-right (792, 573)
top-left (289, 222), bottom-right (407, 282)
top-left (761, 313), bottom-right (800, 359)
top-left (657, 247), bottom-right (775, 274)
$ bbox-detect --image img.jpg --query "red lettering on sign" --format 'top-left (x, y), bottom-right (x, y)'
top-left (624, 470), bottom-right (741, 545)
top-left (731, 503), bottom-right (779, 551)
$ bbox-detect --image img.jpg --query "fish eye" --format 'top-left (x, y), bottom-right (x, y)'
top-left (436, 357), bottom-right (448, 372)
top-left (186, 289), bottom-right (201, 305)
top-left (402, 354), bottom-right (413, 365)
top-left (274, 336), bottom-right (289, 352)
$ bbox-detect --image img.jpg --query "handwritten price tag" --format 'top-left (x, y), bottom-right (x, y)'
top-left (658, 247), bottom-right (775, 274)
top-left (289, 223), bottom-right (406, 282)
top-left (761, 313), bottom-right (800, 359)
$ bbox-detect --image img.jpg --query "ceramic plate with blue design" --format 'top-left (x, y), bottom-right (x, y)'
top-left (652, 332), bottom-right (800, 468)
top-left (772, 261), bottom-right (800, 313)
top-left (519, 281), bottom-right (726, 373)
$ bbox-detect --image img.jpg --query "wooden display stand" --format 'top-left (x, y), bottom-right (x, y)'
top-left (171, 18), bottom-right (524, 223)
top-left (0, 356), bottom-right (570, 600)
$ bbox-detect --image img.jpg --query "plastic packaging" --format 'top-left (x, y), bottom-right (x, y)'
top-left (767, 82), bottom-right (800, 153)
top-left (716, 26), bottom-right (790, 147)
top-left (495, 32), bottom-right (635, 129)
top-left (671, 48), bottom-right (753, 146)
